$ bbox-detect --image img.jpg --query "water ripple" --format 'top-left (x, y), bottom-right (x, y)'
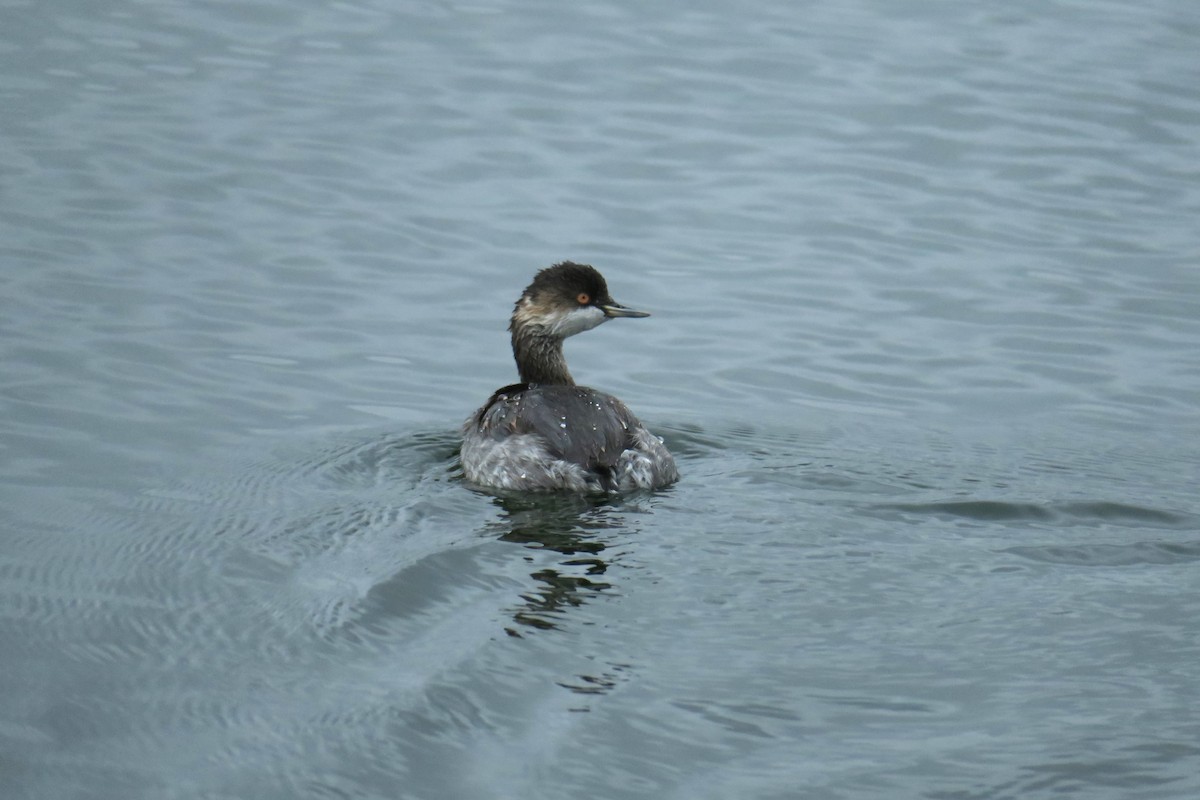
top-left (1004, 540), bottom-right (1200, 568)
top-left (878, 499), bottom-right (1193, 527)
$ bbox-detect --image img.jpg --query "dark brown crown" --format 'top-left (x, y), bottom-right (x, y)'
top-left (521, 261), bottom-right (612, 307)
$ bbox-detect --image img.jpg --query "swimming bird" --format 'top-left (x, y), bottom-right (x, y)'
top-left (461, 262), bottom-right (678, 493)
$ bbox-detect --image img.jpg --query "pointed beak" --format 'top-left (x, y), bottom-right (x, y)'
top-left (600, 301), bottom-right (651, 319)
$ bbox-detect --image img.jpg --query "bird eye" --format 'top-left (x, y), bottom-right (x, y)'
top-left (576, 292), bottom-right (590, 305)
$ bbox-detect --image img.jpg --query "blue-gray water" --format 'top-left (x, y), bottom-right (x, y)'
top-left (3, 1), bottom-right (1199, 798)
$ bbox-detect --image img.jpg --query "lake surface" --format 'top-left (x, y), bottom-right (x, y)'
top-left (3, 1), bottom-right (1199, 798)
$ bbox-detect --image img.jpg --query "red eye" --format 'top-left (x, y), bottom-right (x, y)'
top-left (576, 292), bottom-right (590, 305)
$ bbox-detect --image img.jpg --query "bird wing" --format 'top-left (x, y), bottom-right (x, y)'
top-left (472, 385), bottom-right (638, 472)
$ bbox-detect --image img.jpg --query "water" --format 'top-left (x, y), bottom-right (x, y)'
top-left (3, 0), bottom-right (1199, 797)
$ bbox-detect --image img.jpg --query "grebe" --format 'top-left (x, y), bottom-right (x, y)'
top-left (461, 262), bottom-right (679, 493)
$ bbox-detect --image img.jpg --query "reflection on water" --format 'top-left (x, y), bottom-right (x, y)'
top-left (492, 495), bottom-right (619, 633)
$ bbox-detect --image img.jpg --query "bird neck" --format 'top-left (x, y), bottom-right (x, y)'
top-left (512, 328), bottom-right (575, 385)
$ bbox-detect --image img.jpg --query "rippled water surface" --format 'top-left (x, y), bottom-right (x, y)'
top-left (3, 1), bottom-right (1199, 798)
